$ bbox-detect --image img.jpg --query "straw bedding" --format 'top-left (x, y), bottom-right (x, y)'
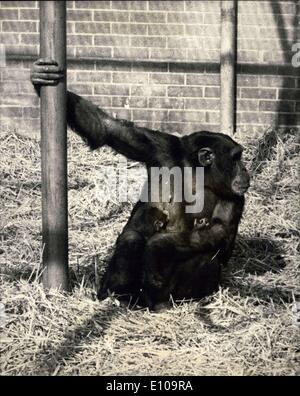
top-left (0, 125), bottom-right (299, 375)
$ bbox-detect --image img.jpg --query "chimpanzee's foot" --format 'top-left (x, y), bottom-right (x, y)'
top-left (194, 217), bottom-right (210, 230)
top-left (97, 278), bottom-right (141, 307)
top-left (97, 287), bottom-right (140, 308)
top-left (153, 301), bottom-right (172, 312)
top-left (154, 219), bottom-right (165, 232)
top-left (153, 209), bottom-right (169, 232)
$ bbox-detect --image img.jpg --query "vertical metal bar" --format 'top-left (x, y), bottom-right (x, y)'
top-left (40, 1), bottom-right (69, 290)
top-left (220, 0), bottom-right (237, 135)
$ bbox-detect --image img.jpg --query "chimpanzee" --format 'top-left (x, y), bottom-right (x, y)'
top-left (31, 59), bottom-right (250, 309)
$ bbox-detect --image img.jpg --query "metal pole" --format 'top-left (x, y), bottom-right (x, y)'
top-left (220, 0), bottom-right (237, 135)
top-left (40, 1), bottom-right (69, 290)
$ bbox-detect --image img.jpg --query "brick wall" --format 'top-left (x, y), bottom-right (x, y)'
top-left (0, 0), bottom-right (299, 135)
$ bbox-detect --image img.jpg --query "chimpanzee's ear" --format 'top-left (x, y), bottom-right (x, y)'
top-left (198, 147), bottom-right (215, 166)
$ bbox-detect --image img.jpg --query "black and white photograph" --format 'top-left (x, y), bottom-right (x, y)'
top-left (0, 0), bottom-right (299, 377)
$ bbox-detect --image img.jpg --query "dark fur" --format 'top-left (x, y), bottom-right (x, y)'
top-left (65, 92), bottom-right (250, 309)
top-left (31, 61), bottom-right (251, 307)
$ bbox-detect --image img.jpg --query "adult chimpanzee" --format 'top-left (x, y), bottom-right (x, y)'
top-left (31, 59), bottom-right (250, 309)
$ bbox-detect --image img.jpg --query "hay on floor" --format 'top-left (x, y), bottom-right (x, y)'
top-left (0, 127), bottom-right (299, 375)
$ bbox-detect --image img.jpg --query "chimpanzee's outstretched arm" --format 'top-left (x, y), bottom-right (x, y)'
top-left (66, 91), bottom-right (180, 165)
top-left (31, 58), bottom-right (180, 165)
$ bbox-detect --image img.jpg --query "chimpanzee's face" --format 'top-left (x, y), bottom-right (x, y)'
top-left (186, 132), bottom-right (250, 197)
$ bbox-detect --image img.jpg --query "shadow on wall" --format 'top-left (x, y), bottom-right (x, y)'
top-left (270, 0), bottom-right (299, 129)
